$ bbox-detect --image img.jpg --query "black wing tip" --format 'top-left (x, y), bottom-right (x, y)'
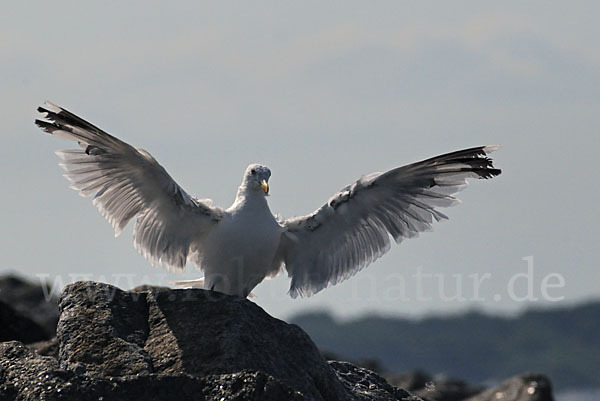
top-left (35, 101), bottom-right (113, 140)
top-left (477, 167), bottom-right (502, 179)
top-left (36, 101), bottom-right (63, 129)
top-left (481, 145), bottom-right (501, 178)
top-left (34, 118), bottom-right (57, 134)
top-left (462, 145), bottom-right (502, 179)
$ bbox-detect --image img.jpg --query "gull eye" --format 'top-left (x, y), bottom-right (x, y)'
top-left (251, 169), bottom-right (256, 175)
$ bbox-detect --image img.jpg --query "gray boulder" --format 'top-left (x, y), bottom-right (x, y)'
top-left (330, 361), bottom-right (418, 401)
top-left (51, 281), bottom-right (418, 400)
top-left (0, 341), bottom-right (304, 401)
top-left (0, 278), bottom-right (554, 401)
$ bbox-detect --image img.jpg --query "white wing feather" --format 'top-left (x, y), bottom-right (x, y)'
top-left (36, 101), bottom-right (222, 271)
top-left (278, 146), bottom-right (501, 298)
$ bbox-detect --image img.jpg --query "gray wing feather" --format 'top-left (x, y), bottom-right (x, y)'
top-left (279, 146), bottom-right (501, 298)
top-left (36, 101), bottom-right (222, 271)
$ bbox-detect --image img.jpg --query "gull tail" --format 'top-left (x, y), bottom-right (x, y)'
top-left (169, 278), bottom-right (257, 298)
top-left (170, 278), bottom-right (206, 289)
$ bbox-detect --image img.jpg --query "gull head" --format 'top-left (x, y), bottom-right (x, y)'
top-left (242, 164), bottom-right (271, 195)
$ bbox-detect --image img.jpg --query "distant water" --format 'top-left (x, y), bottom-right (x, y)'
top-left (556, 389), bottom-right (600, 401)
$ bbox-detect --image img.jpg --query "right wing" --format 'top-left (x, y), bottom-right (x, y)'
top-left (277, 146), bottom-right (501, 297)
top-left (35, 101), bottom-right (223, 271)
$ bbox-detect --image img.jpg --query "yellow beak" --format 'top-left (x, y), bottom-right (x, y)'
top-left (261, 180), bottom-right (269, 194)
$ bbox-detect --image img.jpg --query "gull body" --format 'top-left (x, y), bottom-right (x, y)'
top-left (35, 102), bottom-right (501, 299)
top-left (202, 166), bottom-right (283, 297)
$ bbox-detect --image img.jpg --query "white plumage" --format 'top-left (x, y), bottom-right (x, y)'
top-left (36, 101), bottom-right (501, 298)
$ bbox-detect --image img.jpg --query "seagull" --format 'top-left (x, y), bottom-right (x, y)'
top-left (36, 101), bottom-right (501, 298)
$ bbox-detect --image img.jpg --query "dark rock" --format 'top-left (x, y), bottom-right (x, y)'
top-left (0, 341), bottom-right (63, 401)
top-left (387, 370), bottom-right (483, 401)
top-left (465, 373), bottom-right (554, 401)
top-left (0, 277), bottom-right (553, 401)
top-left (322, 350), bottom-right (386, 375)
top-left (387, 370), bottom-right (432, 392)
top-left (57, 282), bottom-right (153, 377)
top-left (52, 281), bottom-right (415, 400)
top-left (330, 361), bottom-right (420, 401)
top-left (0, 275), bottom-right (59, 339)
top-left (0, 300), bottom-right (48, 344)
top-left (0, 341), bottom-right (304, 401)
top-left (1, 278), bottom-right (555, 401)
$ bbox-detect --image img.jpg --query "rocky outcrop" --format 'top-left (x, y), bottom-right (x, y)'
top-left (329, 361), bottom-right (418, 401)
top-left (0, 341), bottom-right (304, 401)
top-left (0, 281), bottom-right (419, 401)
top-left (0, 277), bottom-right (557, 401)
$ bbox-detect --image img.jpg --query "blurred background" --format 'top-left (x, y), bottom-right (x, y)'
top-left (1, 1), bottom-right (598, 398)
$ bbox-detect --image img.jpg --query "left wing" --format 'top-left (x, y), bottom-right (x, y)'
top-left (35, 101), bottom-right (223, 271)
top-left (277, 146), bottom-right (501, 298)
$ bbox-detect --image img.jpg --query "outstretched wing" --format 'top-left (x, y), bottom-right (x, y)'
top-left (35, 101), bottom-right (223, 271)
top-left (278, 146), bottom-right (501, 298)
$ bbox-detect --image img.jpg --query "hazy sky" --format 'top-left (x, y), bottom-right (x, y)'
top-left (1, 1), bottom-right (598, 320)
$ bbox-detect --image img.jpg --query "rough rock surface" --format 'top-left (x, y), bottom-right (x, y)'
top-left (329, 361), bottom-right (418, 401)
top-left (52, 281), bottom-right (416, 400)
top-left (0, 275), bottom-right (59, 339)
top-left (0, 341), bottom-right (304, 401)
top-left (0, 277), bottom-right (557, 401)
